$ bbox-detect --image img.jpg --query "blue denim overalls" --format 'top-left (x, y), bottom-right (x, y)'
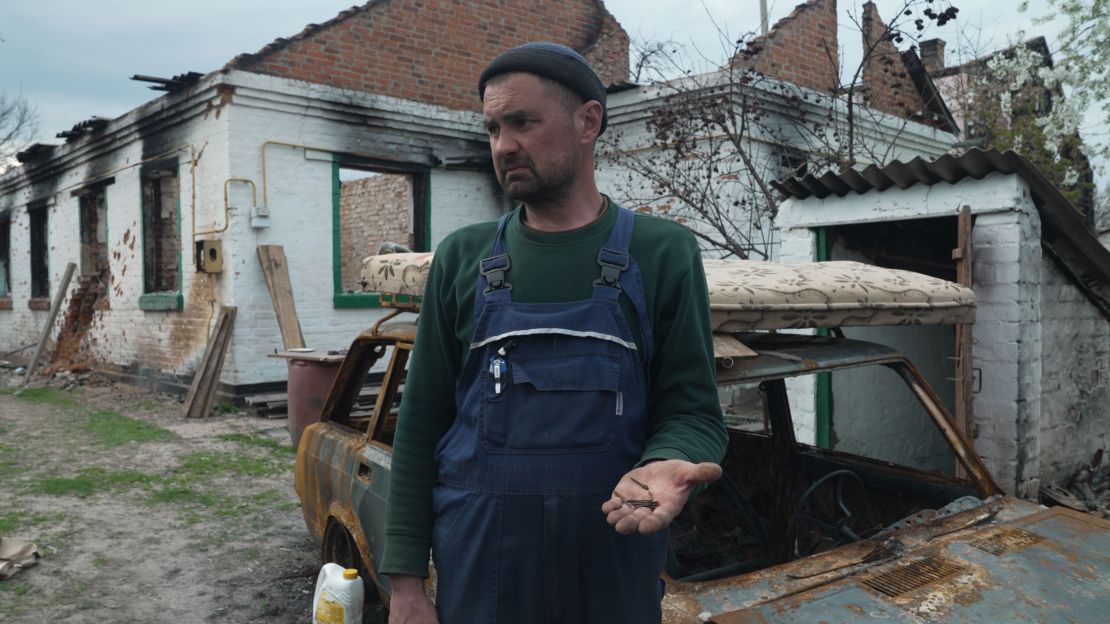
top-left (431, 206), bottom-right (667, 623)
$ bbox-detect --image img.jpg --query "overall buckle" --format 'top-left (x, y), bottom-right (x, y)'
top-left (594, 248), bottom-right (629, 289)
top-left (480, 254), bottom-right (512, 294)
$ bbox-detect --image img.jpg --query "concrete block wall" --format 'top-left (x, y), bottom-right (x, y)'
top-left (968, 202), bottom-right (1044, 498)
top-left (775, 226), bottom-right (819, 444)
top-left (225, 0), bottom-right (629, 112)
top-left (1037, 255), bottom-right (1110, 484)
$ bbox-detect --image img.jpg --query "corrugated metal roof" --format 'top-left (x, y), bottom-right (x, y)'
top-left (772, 148), bottom-right (1110, 320)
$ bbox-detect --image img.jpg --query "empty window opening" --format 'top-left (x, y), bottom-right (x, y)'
top-left (78, 188), bottom-right (109, 289)
top-left (141, 166), bottom-right (181, 294)
top-left (337, 166), bottom-right (426, 295)
top-left (0, 218), bottom-right (10, 298)
top-left (823, 217), bottom-right (962, 445)
top-left (29, 206), bottom-right (48, 299)
top-left (828, 217), bottom-right (959, 282)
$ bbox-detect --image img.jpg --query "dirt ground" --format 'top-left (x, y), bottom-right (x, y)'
top-left (0, 369), bottom-right (386, 623)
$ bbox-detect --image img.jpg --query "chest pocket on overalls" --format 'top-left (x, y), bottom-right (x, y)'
top-left (480, 337), bottom-right (621, 454)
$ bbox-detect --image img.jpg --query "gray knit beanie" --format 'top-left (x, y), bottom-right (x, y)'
top-left (478, 41), bottom-right (608, 134)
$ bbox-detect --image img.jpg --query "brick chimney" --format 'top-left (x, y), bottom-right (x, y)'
top-left (919, 38), bottom-right (947, 72)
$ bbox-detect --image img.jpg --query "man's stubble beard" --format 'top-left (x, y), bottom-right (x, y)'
top-left (500, 145), bottom-right (579, 206)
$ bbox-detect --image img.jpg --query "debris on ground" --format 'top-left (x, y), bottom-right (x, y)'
top-left (1041, 449), bottom-right (1110, 519)
top-left (0, 538), bottom-right (41, 580)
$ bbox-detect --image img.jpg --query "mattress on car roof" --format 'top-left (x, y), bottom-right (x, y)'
top-left (361, 254), bottom-right (977, 329)
top-left (703, 259), bottom-right (976, 330)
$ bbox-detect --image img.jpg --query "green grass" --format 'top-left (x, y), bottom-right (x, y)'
top-left (0, 580), bottom-right (31, 597)
top-left (219, 433), bottom-right (296, 457)
top-left (175, 450), bottom-right (288, 479)
top-left (0, 444), bottom-right (20, 479)
top-left (0, 510), bottom-right (61, 534)
top-left (80, 409), bottom-right (175, 447)
top-left (4, 387), bottom-right (80, 409)
top-left (147, 486), bottom-right (222, 507)
top-left (32, 468), bottom-right (164, 498)
top-left (212, 402), bottom-right (241, 415)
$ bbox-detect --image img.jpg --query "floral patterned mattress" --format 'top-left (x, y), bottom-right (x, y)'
top-left (703, 259), bottom-right (975, 330)
top-left (361, 252), bottom-right (435, 298)
top-left (361, 254), bottom-right (976, 329)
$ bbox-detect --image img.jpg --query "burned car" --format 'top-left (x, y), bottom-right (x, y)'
top-left (294, 256), bottom-right (1110, 622)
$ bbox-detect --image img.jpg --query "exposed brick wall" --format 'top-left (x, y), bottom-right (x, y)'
top-left (731, 0), bottom-right (839, 94)
top-left (339, 173), bottom-right (414, 292)
top-left (226, 0), bottom-right (630, 112)
top-left (859, 1), bottom-right (929, 121)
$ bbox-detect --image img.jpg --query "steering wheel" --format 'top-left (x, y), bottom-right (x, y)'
top-left (789, 469), bottom-right (869, 555)
top-left (665, 474), bottom-right (771, 582)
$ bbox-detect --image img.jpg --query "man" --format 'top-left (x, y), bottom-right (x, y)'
top-left (381, 42), bottom-right (727, 623)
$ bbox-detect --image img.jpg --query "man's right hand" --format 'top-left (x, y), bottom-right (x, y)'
top-left (387, 575), bottom-right (438, 624)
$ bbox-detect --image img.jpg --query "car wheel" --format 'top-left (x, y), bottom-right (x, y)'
top-left (322, 519), bottom-right (381, 605)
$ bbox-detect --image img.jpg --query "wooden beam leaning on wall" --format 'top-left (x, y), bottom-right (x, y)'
top-left (23, 262), bottom-right (77, 386)
top-left (182, 306), bottom-right (237, 418)
top-left (953, 206), bottom-right (974, 478)
top-left (256, 245), bottom-right (305, 349)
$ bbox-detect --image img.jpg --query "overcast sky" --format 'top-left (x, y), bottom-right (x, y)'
top-left (0, 0), bottom-right (1065, 151)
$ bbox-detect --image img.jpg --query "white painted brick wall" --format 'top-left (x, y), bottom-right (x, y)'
top-left (775, 174), bottom-right (1087, 497)
top-left (969, 204), bottom-right (1044, 497)
top-left (429, 169), bottom-right (505, 249)
top-left (2, 72), bottom-right (498, 391)
top-left (0, 119), bottom-right (226, 382)
top-left (1037, 251), bottom-right (1110, 484)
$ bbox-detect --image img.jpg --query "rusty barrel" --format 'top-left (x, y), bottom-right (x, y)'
top-left (283, 351), bottom-right (344, 449)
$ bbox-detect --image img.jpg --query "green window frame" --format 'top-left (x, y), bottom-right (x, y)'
top-left (138, 164), bottom-right (184, 312)
top-left (332, 155), bottom-right (431, 309)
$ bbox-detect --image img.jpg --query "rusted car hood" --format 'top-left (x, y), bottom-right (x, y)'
top-left (663, 500), bottom-right (1110, 623)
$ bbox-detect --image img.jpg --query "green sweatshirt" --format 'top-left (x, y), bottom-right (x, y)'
top-left (380, 200), bottom-right (726, 577)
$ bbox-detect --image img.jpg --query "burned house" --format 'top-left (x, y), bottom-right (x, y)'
top-left (0, 0), bottom-right (628, 394)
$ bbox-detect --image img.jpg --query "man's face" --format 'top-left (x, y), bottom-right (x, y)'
top-left (482, 73), bottom-right (581, 204)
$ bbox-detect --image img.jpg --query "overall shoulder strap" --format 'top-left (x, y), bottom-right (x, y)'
top-left (473, 211), bottom-right (515, 320)
top-left (593, 207), bottom-right (654, 368)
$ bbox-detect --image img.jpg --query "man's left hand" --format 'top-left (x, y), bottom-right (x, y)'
top-left (602, 460), bottom-right (722, 535)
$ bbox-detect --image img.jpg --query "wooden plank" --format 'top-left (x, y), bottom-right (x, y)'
top-left (24, 262), bottom-right (77, 385)
top-left (268, 350), bottom-right (345, 363)
top-left (183, 306), bottom-right (237, 418)
top-left (953, 206), bottom-right (974, 478)
top-left (712, 333), bottom-right (759, 359)
top-left (256, 245), bottom-right (305, 349)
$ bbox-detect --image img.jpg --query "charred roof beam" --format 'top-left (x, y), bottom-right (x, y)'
top-left (130, 72), bottom-right (203, 93)
top-left (56, 116), bottom-right (112, 141)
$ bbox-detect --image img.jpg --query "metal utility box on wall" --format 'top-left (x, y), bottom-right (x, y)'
top-left (195, 239), bottom-right (224, 273)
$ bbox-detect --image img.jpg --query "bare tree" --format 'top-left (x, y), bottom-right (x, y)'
top-left (0, 91), bottom-right (39, 173)
top-left (600, 1), bottom-right (960, 259)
